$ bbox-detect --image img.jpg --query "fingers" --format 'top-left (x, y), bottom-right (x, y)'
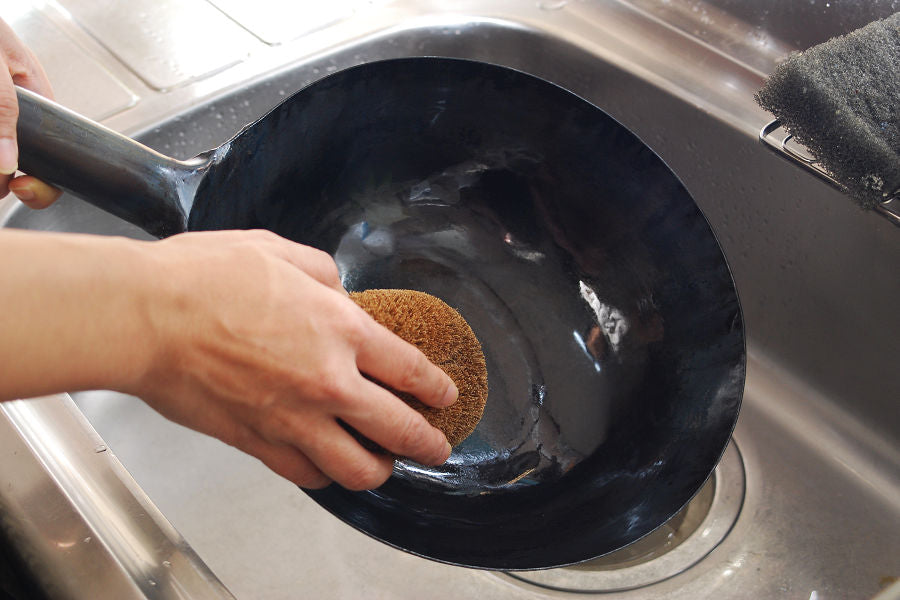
top-left (9, 49), bottom-right (52, 99)
top-left (0, 64), bottom-right (18, 175)
top-left (271, 236), bottom-right (346, 294)
top-left (356, 319), bottom-right (458, 409)
top-left (168, 396), bottom-right (334, 489)
top-left (0, 18), bottom-right (53, 98)
top-left (234, 428), bottom-right (332, 490)
top-left (8, 175), bottom-right (61, 208)
top-left (290, 416), bottom-right (396, 491)
top-left (341, 378), bottom-right (451, 464)
top-left (0, 18), bottom-right (57, 200)
top-left (244, 395), bottom-right (397, 491)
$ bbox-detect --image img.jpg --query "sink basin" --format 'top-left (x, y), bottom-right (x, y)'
top-left (623, 0), bottom-right (900, 74)
top-left (2, 2), bottom-right (898, 599)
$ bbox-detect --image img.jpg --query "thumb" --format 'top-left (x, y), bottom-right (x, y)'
top-left (9, 175), bottom-right (61, 209)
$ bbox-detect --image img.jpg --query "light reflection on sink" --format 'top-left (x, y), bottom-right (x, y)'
top-left (623, 0), bottom-right (900, 73)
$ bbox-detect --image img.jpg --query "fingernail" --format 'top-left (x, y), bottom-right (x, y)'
top-left (444, 441), bottom-right (453, 461)
top-left (441, 380), bottom-right (459, 406)
top-left (0, 138), bottom-right (17, 175)
top-left (11, 185), bottom-right (33, 202)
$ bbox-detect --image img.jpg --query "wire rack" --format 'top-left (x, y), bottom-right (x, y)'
top-left (760, 120), bottom-right (900, 227)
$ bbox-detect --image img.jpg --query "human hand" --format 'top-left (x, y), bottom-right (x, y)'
top-left (128, 230), bottom-right (457, 490)
top-left (0, 18), bottom-right (61, 208)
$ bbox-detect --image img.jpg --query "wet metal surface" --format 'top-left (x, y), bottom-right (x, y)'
top-left (506, 441), bottom-right (744, 591)
top-left (207, 0), bottom-right (359, 45)
top-left (0, 0), bottom-right (136, 120)
top-left (55, 0), bottom-right (259, 90)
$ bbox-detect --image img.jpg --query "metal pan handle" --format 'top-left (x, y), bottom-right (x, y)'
top-left (15, 86), bottom-right (197, 238)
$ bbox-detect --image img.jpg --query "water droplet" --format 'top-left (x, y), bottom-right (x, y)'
top-left (94, 445), bottom-right (107, 453)
top-left (83, 536), bottom-right (91, 543)
top-left (162, 560), bottom-right (171, 568)
top-left (538, 0), bottom-right (568, 8)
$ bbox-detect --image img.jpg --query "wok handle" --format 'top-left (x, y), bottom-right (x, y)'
top-left (14, 86), bottom-right (199, 238)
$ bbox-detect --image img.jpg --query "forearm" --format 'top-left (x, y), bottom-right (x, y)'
top-left (0, 229), bottom-right (156, 400)
top-left (0, 228), bottom-right (456, 489)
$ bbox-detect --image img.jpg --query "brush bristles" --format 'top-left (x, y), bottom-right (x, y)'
top-left (351, 289), bottom-right (488, 448)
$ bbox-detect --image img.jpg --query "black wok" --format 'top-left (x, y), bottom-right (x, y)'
top-left (15, 58), bottom-right (745, 570)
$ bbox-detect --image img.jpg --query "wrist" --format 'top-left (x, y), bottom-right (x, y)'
top-left (88, 235), bottom-right (167, 396)
top-left (120, 234), bottom-right (209, 401)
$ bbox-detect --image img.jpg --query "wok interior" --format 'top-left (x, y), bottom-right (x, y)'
top-left (190, 59), bottom-right (745, 569)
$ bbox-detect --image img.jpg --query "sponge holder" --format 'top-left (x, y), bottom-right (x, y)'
top-left (760, 120), bottom-right (900, 227)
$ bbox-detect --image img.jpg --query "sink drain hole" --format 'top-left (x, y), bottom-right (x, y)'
top-left (502, 440), bottom-right (745, 593)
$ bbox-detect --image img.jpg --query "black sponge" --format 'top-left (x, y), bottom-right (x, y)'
top-left (756, 13), bottom-right (900, 209)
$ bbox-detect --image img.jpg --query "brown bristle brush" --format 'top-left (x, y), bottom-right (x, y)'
top-left (351, 289), bottom-right (488, 448)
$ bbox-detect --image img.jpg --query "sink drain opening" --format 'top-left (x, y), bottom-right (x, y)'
top-left (502, 440), bottom-right (745, 593)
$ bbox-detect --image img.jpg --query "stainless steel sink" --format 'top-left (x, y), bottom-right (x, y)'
top-left (1, 1), bottom-right (898, 599)
top-left (623, 0), bottom-right (900, 74)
